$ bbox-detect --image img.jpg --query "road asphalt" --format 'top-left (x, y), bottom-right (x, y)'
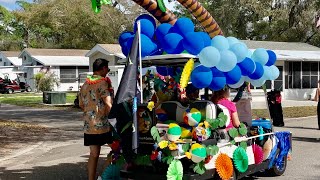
top-left (0, 103), bottom-right (319, 180)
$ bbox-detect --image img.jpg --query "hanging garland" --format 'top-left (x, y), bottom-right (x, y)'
top-left (233, 147), bottom-right (249, 173)
top-left (167, 160), bottom-right (183, 180)
top-left (215, 153), bottom-right (234, 180)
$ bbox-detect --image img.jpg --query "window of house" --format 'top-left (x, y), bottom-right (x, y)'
top-left (274, 66), bottom-right (283, 91)
top-left (292, 62), bottom-right (301, 88)
top-left (3, 62), bottom-right (6, 66)
top-left (286, 61), bottom-right (318, 89)
top-left (60, 66), bottom-right (76, 83)
top-left (0, 58), bottom-right (2, 62)
top-left (78, 66), bottom-right (89, 83)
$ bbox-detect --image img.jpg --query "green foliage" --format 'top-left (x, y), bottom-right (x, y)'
top-left (151, 126), bottom-right (161, 143)
top-left (207, 112), bottom-right (227, 130)
top-left (34, 72), bottom-right (59, 92)
top-left (115, 155), bottom-right (126, 167)
top-left (206, 145), bottom-right (219, 156)
top-left (228, 128), bottom-right (239, 138)
top-left (193, 161), bottom-right (206, 175)
top-left (238, 123), bottom-right (248, 136)
top-left (240, 142), bottom-right (247, 150)
top-left (162, 155), bottom-right (174, 165)
top-left (182, 143), bottom-right (190, 152)
top-left (120, 121), bottom-right (132, 134)
top-left (134, 155), bottom-right (151, 166)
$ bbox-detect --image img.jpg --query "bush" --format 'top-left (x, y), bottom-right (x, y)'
top-left (34, 72), bottom-right (59, 92)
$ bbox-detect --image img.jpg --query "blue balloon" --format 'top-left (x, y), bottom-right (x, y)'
top-left (134, 14), bottom-right (156, 33)
top-left (211, 35), bottom-right (229, 51)
top-left (119, 31), bottom-right (134, 47)
top-left (169, 17), bottom-right (194, 36)
top-left (209, 67), bottom-right (226, 91)
top-left (155, 23), bottom-right (172, 43)
top-left (121, 46), bottom-right (129, 57)
top-left (269, 65), bottom-right (280, 80)
top-left (250, 78), bottom-right (266, 87)
top-left (238, 57), bottom-right (256, 76)
top-left (227, 36), bottom-right (239, 46)
top-left (266, 50), bottom-right (277, 66)
top-left (199, 46), bottom-right (221, 67)
top-left (252, 48), bottom-right (269, 65)
top-left (140, 34), bottom-right (157, 57)
top-left (230, 43), bottom-right (248, 63)
top-left (246, 50), bottom-right (253, 58)
top-left (138, 19), bottom-right (156, 38)
top-left (156, 66), bottom-right (174, 76)
top-left (248, 62), bottom-right (264, 80)
top-left (198, 32), bottom-right (211, 47)
top-left (121, 37), bottom-right (134, 56)
top-left (229, 76), bottom-right (245, 88)
top-left (191, 65), bottom-right (213, 88)
top-left (224, 65), bottom-right (242, 84)
top-left (162, 33), bottom-right (184, 54)
top-left (216, 50), bottom-right (237, 72)
top-left (183, 32), bottom-right (204, 55)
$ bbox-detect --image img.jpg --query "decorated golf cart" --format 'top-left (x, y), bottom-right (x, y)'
top-left (90, 1), bottom-right (292, 179)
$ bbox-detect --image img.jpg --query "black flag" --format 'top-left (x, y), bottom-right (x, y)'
top-left (109, 29), bottom-right (140, 155)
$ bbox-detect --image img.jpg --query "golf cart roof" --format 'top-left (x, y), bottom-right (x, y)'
top-left (118, 54), bottom-right (199, 67)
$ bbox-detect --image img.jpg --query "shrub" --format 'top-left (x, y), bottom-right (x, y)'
top-left (34, 72), bottom-right (60, 92)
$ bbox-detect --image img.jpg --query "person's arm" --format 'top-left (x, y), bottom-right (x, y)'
top-left (314, 89), bottom-right (319, 102)
top-left (103, 95), bottom-right (113, 114)
top-left (231, 112), bottom-right (241, 128)
top-left (79, 91), bottom-right (84, 110)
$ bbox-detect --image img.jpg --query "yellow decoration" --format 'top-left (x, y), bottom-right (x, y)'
top-left (180, 59), bottom-right (194, 89)
top-left (185, 152), bottom-right (192, 159)
top-left (147, 101), bottom-right (155, 111)
top-left (168, 142), bottom-right (178, 150)
top-left (204, 121), bottom-right (210, 128)
top-left (159, 140), bottom-right (169, 149)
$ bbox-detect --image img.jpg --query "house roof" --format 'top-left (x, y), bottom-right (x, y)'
top-left (33, 56), bottom-right (89, 66)
top-left (19, 48), bottom-right (89, 58)
top-left (85, 44), bottom-right (125, 58)
top-left (273, 50), bottom-right (320, 61)
top-left (7, 57), bottom-right (22, 66)
top-left (1, 51), bottom-right (20, 57)
top-left (242, 40), bottom-right (320, 51)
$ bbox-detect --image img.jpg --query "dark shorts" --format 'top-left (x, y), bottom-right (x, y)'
top-left (84, 131), bottom-right (113, 146)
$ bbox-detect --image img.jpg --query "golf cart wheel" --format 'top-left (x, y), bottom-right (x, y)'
top-left (7, 88), bottom-right (13, 94)
top-left (26, 87), bottom-right (32, 92)
top-left (267, 150), bottom-right (287, 176)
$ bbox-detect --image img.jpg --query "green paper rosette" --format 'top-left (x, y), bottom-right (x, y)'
top-left (232, 147), bottom-right (249, 173)
top-left (167, 160), bottom-right (183, 180)
top-left (101, 164), bottom-right (120, 180)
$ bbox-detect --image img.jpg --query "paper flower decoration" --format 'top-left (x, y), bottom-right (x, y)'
top-left (185, 152), bottom-right (192, 159)
top-left (167, 160), bottom-right (183, 180)
top-left (215, 153), bottom-right (234, 180)
top-left (159, 140), bottom-right (169, 149)
top-left (180, 59), bottom-right (194, 89)
top-left (101, 164), bottom-right (120, 180)
top-left (169, 142), bottom-right (178, 151)
top-left (147, 101), bottom-right (155, 111)
top-left (252, 144), bottom-right (264, 164)
top-left (233, 147), bottom-right (249, 173)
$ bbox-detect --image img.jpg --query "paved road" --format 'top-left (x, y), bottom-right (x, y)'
top-left (0, 104), bottom-right (320, 180)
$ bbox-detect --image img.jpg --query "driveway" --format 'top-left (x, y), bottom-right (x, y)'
top-left (0, 104), bottom-right (110, 180)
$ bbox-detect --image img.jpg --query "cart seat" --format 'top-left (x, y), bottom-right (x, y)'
top-left (189, 100), bottom-right (218, 120)
top-left (159, 101), bottom-right (187, 123)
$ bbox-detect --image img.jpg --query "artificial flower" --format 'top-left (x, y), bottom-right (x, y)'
top-left (185, 152), bottom-right (192, 159)
top-left (168, 142), bottom-right (178, 150)
top-left (159, 140), bottom-right (169, 149)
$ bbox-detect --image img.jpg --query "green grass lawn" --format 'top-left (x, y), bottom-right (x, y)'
top-left (0, 92), bottom-right (77, 108)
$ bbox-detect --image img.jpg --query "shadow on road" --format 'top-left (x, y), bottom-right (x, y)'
top-left (0, 157), bottom-right (109, 180)
top-left (283, 126), bottom-right (319, 130)
top-left (292, 136), bottom-right (320, 143)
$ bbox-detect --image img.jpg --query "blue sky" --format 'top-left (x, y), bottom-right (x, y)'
top-left (0, 0), bottom-right (33, 11)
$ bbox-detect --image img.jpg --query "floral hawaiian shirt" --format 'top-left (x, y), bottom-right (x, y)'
top-left (79, 75), bottom-right (112, 134)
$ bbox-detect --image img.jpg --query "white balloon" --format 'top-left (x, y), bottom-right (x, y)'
top-left (269, 65), bottom-right (280, 80)
top-left (250, 78), bottom-right (266, 87)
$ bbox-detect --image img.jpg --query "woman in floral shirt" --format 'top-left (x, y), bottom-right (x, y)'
top-left (79, 58), bottom-right (113, 180)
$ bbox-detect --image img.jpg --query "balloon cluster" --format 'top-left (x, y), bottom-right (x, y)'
top-left (119, 14), bottom-right (211, 58)
top-left (192, 35), bottom-right (279, 90)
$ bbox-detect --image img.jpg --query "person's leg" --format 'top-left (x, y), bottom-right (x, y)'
top-left (317, 102), bottom-right (320, 130)
top-left (88, 145), bottom-right (101, 180)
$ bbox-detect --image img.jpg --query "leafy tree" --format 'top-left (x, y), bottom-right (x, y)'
top-left (34, 72), bottom-right (60, 92)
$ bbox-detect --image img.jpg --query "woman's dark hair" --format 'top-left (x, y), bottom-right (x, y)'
top-left (93, 58), bottom-right (109, 72)
top-left (211, 86), bottom-right (229, 104)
